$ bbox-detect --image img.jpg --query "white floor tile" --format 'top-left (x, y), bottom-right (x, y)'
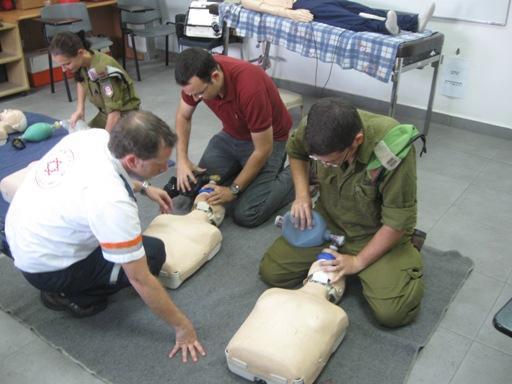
top-left (450, 342), bottom-right (512, 384)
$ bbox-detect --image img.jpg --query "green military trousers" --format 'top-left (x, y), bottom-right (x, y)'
top-left (88, 109), bottom-right (138, 130)
top-left (260, 235), bottom-right (424, 328)
top-left (88, 111), bottom-right (108, 129)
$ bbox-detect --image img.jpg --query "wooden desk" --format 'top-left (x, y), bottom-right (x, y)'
top-left (0, 1), bottom-right (117, 23)
top-left (0, 1), bottom-right (121, 55)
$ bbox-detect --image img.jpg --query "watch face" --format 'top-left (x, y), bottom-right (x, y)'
top-left (230, 184), bottom-right (240, 195)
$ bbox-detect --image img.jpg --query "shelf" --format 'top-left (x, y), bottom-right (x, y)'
top-left (0, 23), bottom-right (17, 32)
top-left (0, 52), bottom-right (22, 65)
top-left (0, 22), bottom-right (29, 98)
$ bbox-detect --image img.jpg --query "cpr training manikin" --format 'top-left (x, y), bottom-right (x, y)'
top-left (225, 211), bottom-right (349, 384)
top-left (144, 188), bottom-right (224, 288)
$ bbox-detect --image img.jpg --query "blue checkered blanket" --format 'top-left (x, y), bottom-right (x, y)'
top-left (220, 3), bottom-right (433, 83)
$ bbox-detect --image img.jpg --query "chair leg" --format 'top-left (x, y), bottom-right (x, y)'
top-left (130, 33), bottom-right (141, 81)
top-left (165, 35), bottom-right (169, 66)
top-left (121, 32), bottom-right (126, 69)
top-left (48, 52), bottom-right (55, 94)
top-left (63, 73), bottom-right (72, 102)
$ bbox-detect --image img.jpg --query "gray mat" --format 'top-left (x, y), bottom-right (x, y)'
top-left (0, 199), bottom-right (473, 384)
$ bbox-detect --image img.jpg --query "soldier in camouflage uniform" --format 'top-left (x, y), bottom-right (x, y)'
top-left (260, 97), bottom-right (424, 328)
top-left (49, 32), bottom-right (140, 132)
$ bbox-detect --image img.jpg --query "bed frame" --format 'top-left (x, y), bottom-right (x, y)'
top-left (220, 4), bottom-right (444, 136)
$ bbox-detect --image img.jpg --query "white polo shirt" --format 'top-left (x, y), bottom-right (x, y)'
top-left (5, 129), bottom-right (145, 273)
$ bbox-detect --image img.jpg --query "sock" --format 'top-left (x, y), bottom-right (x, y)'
top-left (417, 2), bottom-right (436, 32)
top-left (385, 10), bottom-right (400, 35)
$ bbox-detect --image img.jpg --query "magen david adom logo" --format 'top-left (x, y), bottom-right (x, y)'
top-left (35, 148), bottom-right (75, 189)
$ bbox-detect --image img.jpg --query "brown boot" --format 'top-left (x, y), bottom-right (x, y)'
top-left (411, 229), bottom-right (427, 251)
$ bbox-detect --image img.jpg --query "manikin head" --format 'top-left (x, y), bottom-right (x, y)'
top-left (304, 258), bottom-right (346, 304)
top-left (191, 189), bottom-right (226, 227)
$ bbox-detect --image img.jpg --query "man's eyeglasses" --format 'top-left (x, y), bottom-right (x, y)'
top-left (191, 82), bottom-right (209, 99)
top-left (309, 149), bottom-right (351, 168)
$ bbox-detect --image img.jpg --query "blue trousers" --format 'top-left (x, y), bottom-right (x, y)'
top-left (293, 0), bottom-right (418, 34)
top-left (199, 131), bottom-right (294, 227)
top-left (21, 236), bottom-right (165, 307)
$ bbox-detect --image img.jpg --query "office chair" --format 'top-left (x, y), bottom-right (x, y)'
top-left (41, 3), bottom-right (113, 102)
top-left (175, 13), bottom-right (244, 56)
top-left (117, 0), bottom-right (174, 81)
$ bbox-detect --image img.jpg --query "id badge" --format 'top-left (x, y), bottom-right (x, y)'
top-left (102, 80), bottom-right (114, 98)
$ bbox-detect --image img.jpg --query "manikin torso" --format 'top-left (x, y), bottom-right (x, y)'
top-left (226, 260), bottom-right (348, 384)
top-left (143, 200), bottom-right (224, 289)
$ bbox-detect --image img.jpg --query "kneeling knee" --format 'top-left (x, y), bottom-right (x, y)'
top-left (232, 209), bottom-right (265, 228)
top-left (374, 307), bottom-right (413, 328)
top-left (259, 257), bottom-right (280, 286)
top-left (372, 297), bottom-right (423, 328)
top-left (259, 257), bottom-right (302, 288)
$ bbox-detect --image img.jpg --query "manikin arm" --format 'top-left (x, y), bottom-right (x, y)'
top-left (241, 0), bottom-right (314, 22)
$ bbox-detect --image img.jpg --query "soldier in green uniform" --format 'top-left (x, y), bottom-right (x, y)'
top-left (260, 97), bottom-right (424, 328)
top-left (49, 32), bottom-right (140, 132)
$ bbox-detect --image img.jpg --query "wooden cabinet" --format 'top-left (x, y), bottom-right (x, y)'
top-left (0, 22), bottom-right (30, 98)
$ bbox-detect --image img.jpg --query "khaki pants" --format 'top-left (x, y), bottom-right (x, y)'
top-left (260, 235), bottom-right (424, 328)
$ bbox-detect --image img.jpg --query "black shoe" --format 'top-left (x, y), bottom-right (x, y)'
top-left (40, 291), bottom-right (107, 318)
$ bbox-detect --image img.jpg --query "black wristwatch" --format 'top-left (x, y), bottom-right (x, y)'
top-left (140, 180), bottom-right (151, 195)
top-left (229, 183), bottom-right (241, 196)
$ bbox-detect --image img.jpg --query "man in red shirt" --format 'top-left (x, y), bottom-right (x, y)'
top-left (174, 48), bottom-right (294, 228)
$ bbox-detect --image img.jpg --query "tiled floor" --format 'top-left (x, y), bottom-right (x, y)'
top-left (1, 60), bottom-right (512, 384)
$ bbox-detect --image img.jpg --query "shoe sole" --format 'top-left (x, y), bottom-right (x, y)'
top-left (40, 292), bottom-right (67, 311)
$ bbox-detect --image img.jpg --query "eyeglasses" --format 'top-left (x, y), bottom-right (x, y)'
top-left (309, 149), bottom-right (351, 168)
top-left (191, 82), bottom-right (209, 99)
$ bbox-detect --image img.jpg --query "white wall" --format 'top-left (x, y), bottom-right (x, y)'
top-left (163, 1), bottom-right (512, 130)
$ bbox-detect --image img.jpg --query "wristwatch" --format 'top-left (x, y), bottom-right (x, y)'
top-left (229, 183), bottom-right (241, 196)
top-left (140, 180), bottom-right (151, 195)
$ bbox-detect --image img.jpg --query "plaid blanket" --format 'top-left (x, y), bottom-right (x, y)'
top-left (220, 3), bottom-right (433, 83)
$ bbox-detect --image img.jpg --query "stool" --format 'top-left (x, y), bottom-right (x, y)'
top-left (278, 88), bottom-right (303, 118)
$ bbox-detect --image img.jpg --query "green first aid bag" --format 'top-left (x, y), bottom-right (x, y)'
top-left (367, 124), bottom-right (426, 172)
top-left (12, 122), bottom-right (56, 150)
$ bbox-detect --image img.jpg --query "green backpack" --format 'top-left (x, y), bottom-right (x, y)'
top-left (367, 124), bottom-right (426, 184)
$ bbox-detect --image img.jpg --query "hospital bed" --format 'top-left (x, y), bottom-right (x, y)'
top-left (219, 3), bottom-right (444, 135)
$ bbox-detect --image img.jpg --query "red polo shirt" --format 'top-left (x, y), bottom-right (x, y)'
top-left (181, 55), bottom-right (292, 141)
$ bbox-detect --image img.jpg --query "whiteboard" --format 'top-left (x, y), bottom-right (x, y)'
top-left (365, 0), bottom-right (511, 25)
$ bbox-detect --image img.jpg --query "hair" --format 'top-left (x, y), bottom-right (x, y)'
top-left (305, 97), bottom-right (363, 155)
top-left (49, 31), bottom-right (92, 82)
top-left (174, 48), bottom-right (218, 85)
top-left (108, 111), bottom-right (177, 160)
top-left (48, 31), bottom-right (91, 57)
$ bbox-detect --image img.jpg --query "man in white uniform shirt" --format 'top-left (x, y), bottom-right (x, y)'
top-left (5, 111), bottom-right (205, 362)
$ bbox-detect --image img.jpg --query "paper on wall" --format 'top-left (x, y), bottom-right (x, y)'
top-left (440, 56), bottom-right (469, 99)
